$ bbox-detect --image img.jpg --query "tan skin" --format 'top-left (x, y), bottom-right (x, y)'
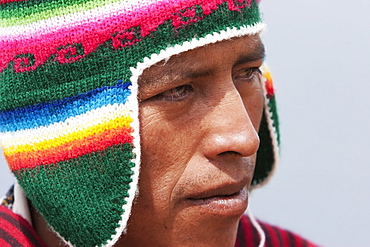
top-left (31, 34), bottom-right (265, 246)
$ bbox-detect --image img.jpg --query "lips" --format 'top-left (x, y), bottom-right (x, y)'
top-left (184, 183), bottom-right (249, 216)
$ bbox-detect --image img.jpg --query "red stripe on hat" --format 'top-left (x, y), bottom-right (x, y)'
top-left (7, 126), bottom-right (133, 170)
top-left (0, 0), bottom-right (219, 72)
top-left (0, 0), bottom-right (28, 4)
top-left (0, 0), bottom-right (252, 72)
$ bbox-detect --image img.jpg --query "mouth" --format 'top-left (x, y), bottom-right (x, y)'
top-left (185, 185), bottom-right (249, 216)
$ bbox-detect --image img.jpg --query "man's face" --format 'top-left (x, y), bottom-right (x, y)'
top-left (119, 35), bottom-right (265, 246)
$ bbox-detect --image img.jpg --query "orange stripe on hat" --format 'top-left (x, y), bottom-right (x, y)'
top-left (7, 126), bottom-right (133, 170)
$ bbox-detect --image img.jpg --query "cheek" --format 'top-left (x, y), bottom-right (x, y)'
top-left (138, 106), bottom-right (197, 205)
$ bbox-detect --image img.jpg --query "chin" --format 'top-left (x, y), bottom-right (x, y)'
top-left (170, 207), bottom-right (244, 247)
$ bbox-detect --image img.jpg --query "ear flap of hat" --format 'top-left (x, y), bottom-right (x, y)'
top-left (252, 65), bottom-right (280, 188)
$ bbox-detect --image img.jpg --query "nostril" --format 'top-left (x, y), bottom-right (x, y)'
top-left (218, 151), bottom-right (242, 156)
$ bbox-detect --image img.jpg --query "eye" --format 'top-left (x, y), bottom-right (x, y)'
top-left (235, 67), bottom-right (262, 82)
top-left (157, 84), bottom-right (194, 101)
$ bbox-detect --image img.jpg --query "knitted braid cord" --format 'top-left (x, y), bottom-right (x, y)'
top-left (0, 0), bottom-right (279, 246)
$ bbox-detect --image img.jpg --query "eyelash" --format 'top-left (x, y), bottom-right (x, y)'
top-left (157, 84), bottom-right (194, 101)
top-left (154, 67), bottom-right (261, 102)
top-left (235, 67), bottom-right (262, 82)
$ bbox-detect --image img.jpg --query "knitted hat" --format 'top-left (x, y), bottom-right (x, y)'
top-left (0, 0), bottom-right (279, 246)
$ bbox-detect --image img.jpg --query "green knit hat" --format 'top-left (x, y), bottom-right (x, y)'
top-left (0, 0), bottom-right (279, 245)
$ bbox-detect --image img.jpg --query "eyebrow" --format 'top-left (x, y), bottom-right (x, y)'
top-left (181, 42), bottom-right (266, 78)
top-left (235, 42), bottom-right (265, 66)
top-left (141, 41), bottom-right (266, 87)
top-left (145, 60), bottom-right (215, 87)
top-left (178, 67), bottom-right (215, 80)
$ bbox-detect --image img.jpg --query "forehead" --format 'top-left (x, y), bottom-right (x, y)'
top-left (140, 34), bottom-right (264, 81)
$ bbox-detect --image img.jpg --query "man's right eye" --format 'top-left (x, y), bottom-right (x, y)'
top-left (157, 84), bottom-right (194, 101)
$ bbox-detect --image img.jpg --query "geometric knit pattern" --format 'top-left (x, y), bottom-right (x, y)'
top-left (253, 64), bottom-right (280, 187)
top-left (0, 0), bottom-right (279, 246)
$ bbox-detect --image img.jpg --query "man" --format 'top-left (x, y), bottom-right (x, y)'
top-left (0, 0), bottom-right (316, 246)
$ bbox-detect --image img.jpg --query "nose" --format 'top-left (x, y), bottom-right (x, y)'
top-left (200, 88), bottom-right (260, 159)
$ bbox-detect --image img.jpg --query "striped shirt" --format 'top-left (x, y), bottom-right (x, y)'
top-left (1, 186), bottom-right (318, 247)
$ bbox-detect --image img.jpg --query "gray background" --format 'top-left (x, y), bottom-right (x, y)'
top-left (1, 0), bottom-right (369, 246)
top-left (250, 0), bottom-right (370, 246)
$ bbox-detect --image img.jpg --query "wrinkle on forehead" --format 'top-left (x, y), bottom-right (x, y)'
top-left (138, 34), bottom-right (264, 88)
